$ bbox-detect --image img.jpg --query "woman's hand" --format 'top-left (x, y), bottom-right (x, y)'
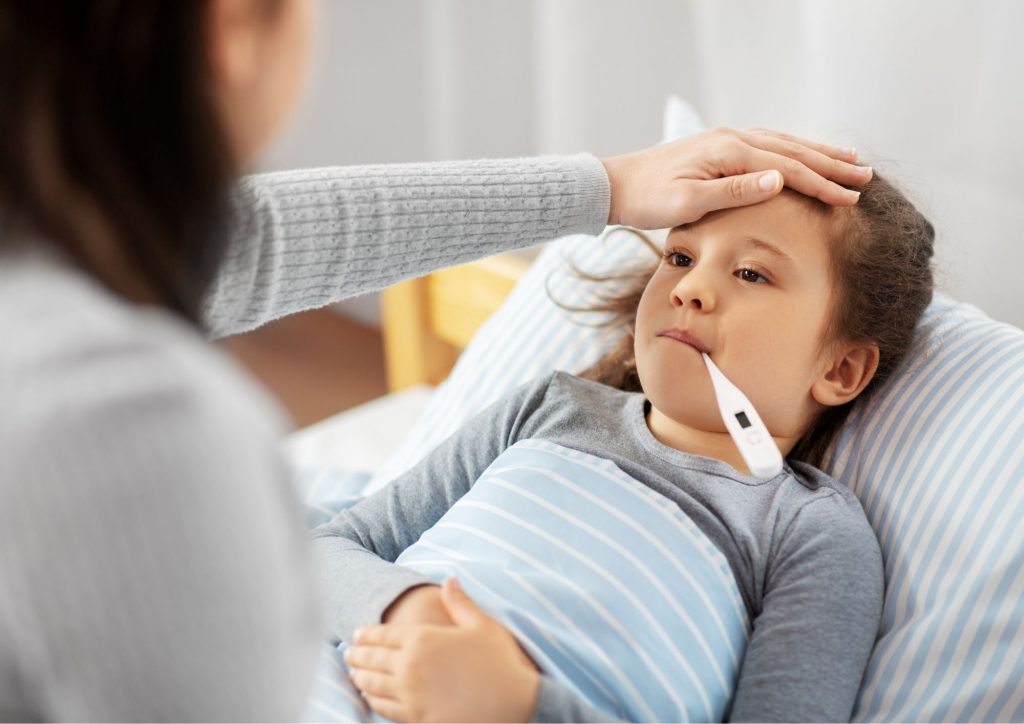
top-left (345, 578), bottom-right (540, 723)
top-left (601, 127), bottom-right (873, 229)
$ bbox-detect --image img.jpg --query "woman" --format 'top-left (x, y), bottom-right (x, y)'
top-left (0, 0), bottom-right (870, 719)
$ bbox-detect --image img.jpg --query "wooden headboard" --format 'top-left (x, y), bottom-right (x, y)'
top-left (381, 253), bottom-right (530, 392)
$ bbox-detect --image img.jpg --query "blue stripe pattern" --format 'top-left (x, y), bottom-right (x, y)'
top-left (301, 438), bottom-right (749, 723)
top-left (827, 295), bottom-right (1024, 722)
top-left (358, 229), bottom-right (1024, 721)
top-left (396, 440), bottom-right (748, 722)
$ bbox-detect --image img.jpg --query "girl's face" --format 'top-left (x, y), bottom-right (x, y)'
top-left (634, 192), bottom-right (843, 447)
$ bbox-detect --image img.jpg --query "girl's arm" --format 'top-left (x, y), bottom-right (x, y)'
top-left (313, 372), bottom-right (625, 722)
top-left (727, 493), bottom-right (884, 722)
top-left (202, 155), bottom-right (608, 338)
top-left (309, 373), bottom-right (558, 643)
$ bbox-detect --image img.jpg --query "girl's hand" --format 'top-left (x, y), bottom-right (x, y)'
top-left (345, 578), bottom-right (540, 723)
top-left (601, 127), bottom-right (873, 229)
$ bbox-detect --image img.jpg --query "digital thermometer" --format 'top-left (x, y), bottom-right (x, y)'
top-left (702, 353), bottom-right (784, 478)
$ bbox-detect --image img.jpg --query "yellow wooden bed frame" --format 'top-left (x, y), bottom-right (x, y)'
top-left (381, 253), bottom-right (530, 392)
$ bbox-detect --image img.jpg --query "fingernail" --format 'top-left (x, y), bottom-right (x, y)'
top-left (449, 578), bottom-right (463, 592)
top-left (758, 170), bottom-right (781, 192)
top-left (844, 147), bottom-right (858, 159)
top-left (847, 189), bottom-right (862, 202)
top-left (353, 627), bottom-right (365, 641)
top-left (860, 165), bottom-right (873, 178)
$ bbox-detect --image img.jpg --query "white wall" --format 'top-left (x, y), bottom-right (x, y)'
top-left (260, 0), bottom-right (1024, 330)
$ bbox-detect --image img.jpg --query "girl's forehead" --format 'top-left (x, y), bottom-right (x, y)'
top-left (672, 193), bottom-right (834, 256)
top-left (695, 190), bottom-right (824, 225)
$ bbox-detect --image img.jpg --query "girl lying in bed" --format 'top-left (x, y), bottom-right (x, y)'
top-left (310, 170), bottom-right (935, 723)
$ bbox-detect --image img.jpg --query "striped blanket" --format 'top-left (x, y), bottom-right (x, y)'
top-left (306, 439), bottom-right (749, 722)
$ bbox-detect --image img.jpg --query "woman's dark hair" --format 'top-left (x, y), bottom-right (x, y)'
top-left (0, 2), bottom-right (273, 322)
top-left (560, 171), bottom-right (935, 468)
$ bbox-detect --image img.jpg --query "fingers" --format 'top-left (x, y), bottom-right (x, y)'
top-left (602, 125), bottom-right (870, 229)
top-left (745, 127), bottom-right (859, 164)
top-left (362, 693), bottom-right (408, 722)
top-left (345, 630), bottom-right (415, 721)
top-left (349, 668), bottom-right (399, 700)
top-left (740, 145), bottom-right (863, 206)
top-left (684, 171), bottom-right (783, 220)
top-left (739, 130), bottom-right (872, 190)
top-left (353, 624), bottom-right (408, 648)
top-left (344, 643), bottom-right (397, 673)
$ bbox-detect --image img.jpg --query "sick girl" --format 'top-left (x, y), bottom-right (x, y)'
top-left (311, 171), bottom-right (934, 722)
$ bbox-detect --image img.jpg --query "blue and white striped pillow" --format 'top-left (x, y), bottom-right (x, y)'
top-left (828, 296), bottom-right (1024, 722)
top-left (366, 227), bottom-right (1024, 721)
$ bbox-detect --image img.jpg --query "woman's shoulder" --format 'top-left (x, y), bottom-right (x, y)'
top-left (0, 247), bottom-right (322, 721)
top-left (4, 247), bottom-right (283, 406)
top-left (0, 246), bottom-right (291, 480)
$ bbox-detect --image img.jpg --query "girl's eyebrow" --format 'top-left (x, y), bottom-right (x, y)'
top-left (742, 236), bottom-right (794, 265)
top-left (672, 225), bottom-right (794, 265)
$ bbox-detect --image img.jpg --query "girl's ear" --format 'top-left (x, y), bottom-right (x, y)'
top-left (811, 342), bottom-right (880, 407)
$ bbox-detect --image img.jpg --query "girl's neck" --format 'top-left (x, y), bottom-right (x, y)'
top-left (645, 403), bottom-right (799, 477)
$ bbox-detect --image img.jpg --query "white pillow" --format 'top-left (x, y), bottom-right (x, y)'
top-left (365, 98), bottom-right (1024, 722)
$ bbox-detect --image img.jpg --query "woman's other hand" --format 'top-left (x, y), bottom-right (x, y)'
top-left (346, 578), bottom-right (540, 722)
top-left (601, 127), bottom-right (874, 229)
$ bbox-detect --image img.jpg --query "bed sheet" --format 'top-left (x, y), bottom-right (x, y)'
top-left (283, 385), bottom-right (434, 529)
top-left (285, 385), bottom-right (434, 473)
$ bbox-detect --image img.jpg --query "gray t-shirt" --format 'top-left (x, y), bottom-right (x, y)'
top-left (312, 371), bottom-right (884, 723)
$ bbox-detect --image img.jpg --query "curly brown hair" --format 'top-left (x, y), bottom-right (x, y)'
top-left (556, 171), bottom-right (935, 468)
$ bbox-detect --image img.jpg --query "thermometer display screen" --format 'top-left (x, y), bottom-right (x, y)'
top-left (735, 411), bottom-right (752, 429)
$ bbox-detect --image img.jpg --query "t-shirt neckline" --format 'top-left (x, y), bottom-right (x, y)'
top-left (628, 396), bottom-right (790, 485)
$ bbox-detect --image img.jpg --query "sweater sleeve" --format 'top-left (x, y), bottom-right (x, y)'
top-left (727, 491), bottom-right (884, 722)
top-left (203, 154), bottom-right (609, 338)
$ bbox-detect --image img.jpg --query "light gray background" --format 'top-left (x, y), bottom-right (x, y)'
top-left (260, 0), bottom-right (1024, 330)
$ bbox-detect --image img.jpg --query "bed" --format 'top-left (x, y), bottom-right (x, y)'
top-left (286, 98), bottom-right (1024, 722)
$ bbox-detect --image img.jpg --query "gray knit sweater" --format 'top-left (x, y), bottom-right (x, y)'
top-left (0, 155), bottom-right (609, 721)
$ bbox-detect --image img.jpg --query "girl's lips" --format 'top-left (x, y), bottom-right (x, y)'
top-left (658, 328), bottom-right (710, 354)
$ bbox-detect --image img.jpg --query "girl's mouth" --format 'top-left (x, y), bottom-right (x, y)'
top-left (658, 328), bottom-right (710, 354)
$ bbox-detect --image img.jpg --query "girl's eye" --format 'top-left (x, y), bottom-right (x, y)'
top-left (737, 268), bottom-right (769, 284)
top-left (664, 251), bottom-right (693, 267)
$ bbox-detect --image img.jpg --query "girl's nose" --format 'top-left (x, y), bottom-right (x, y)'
top-left (670, 273), bottom-right (714, 312)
